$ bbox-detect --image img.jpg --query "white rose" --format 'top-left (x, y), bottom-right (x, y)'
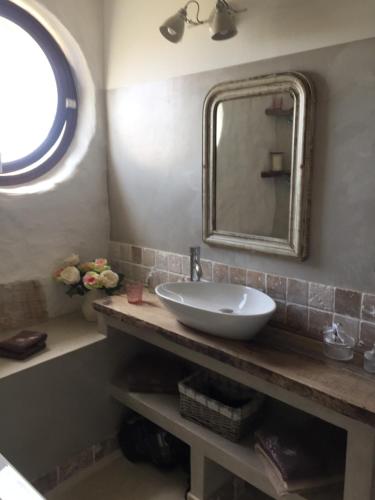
top-left (60, 266), bottom-right (81, 285)
top-left (63, 254), bottom-right (80, 266)
top-left (100, 270), bottom-right (119, 289)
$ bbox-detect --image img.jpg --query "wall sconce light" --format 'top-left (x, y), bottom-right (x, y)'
top-left (159, 0), bottom-right (247, 44)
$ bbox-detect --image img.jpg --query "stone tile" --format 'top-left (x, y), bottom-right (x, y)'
top-left (93, 435), bottom-right (119, 462)
top-left (213, 263), bottom-right (229, 283)
top-left (201, 260), bottom-right (213, 281)
top-left (229, 267), bottom-right (246, 285)
top-left (32, 469), bottom-right (58, 495)
top-left (110, 260), bottom-right (121, 273)
top-left (308, 308), bottom-right (333, 340)
top-left (108, 241), bottom-right (120, 261)
top-left (58, 448), bottom-right (93, 483)
top-left (287, 279), bottom-right (308, 306)
top-left (286, 304), bottom-right (308, 333)
top-left (142, 248), bottom-right (155, 267)
top-left (266, 275), bottom-right (286, 301)
top-left (335, 288), bottom-right (362, 318)
top-left (119, 243), bottom-right (131, 262)
top-left (270, 300), bottom-right (286, 326)
top-left (168, 254), bottom-right (182, 274)
top-left (246, 271), bottom-right (266, 292)
top-left (133, 265), bottom-right (150, 284)
top-left (182, 256), bottom-right (190, 276)
top-left (148, 270), bottom-right (169, 291)
top-left (119, 262), bottom-right (134, 281)
top-left (360, 322), bottom-right (375, 349)
top-left (334, 314), bottom-right (360, 343)
top-left (362, 294), bottom-right (375, 323)
top-left (168, 272), bottom-right (186, 283)
top-left (155, 251), bottom-right (169, 271)
top-left (131, 246), bottom-right (142, 264)
top-left (308, 283), bottom-right (334, 311)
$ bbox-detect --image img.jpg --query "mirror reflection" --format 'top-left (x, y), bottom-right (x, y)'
top-left (215, 92), bottom-right (294, 239)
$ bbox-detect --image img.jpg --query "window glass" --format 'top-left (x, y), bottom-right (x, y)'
top-left (0, 17), bottom-right (58, 163)
top-left (0, 1), bottom-right (78, 186)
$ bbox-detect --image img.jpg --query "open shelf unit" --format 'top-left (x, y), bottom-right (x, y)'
top-left (111, 379), bottom-right (342, 500)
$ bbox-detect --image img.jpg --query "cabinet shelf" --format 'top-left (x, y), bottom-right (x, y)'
top-left (110, 380), bottom-right (342, 500)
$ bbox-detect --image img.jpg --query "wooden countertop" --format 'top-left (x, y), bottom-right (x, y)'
top-left (94, 291), bottom-right (375, 428)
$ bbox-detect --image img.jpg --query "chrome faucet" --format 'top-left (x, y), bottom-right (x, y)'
top-left (190, 246), bottom-right (202, 282)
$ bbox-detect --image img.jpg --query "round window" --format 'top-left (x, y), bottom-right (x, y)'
top-left (0, 0), bottom-right (78, 186)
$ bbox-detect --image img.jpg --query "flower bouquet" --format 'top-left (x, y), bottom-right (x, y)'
top-left (54, 254), bottom-right (123, 297)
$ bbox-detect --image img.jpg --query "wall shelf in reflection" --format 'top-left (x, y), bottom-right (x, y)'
top-left (261, 170), bottom-right (291, 179)
top-left (265, 108), bottom-right (294, 118)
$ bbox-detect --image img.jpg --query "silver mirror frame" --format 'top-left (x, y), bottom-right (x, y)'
top-left (202, 72), bottom-right (315, 260)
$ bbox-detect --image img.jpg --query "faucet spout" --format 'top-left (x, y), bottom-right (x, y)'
top-left (190, 246), bottom-right (202, 282)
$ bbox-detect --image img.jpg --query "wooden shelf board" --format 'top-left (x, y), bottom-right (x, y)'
top-left (265, 108), bottom-right (294, 117)
top-left (110, 380), bottom-right (342, 500)
top-left (261, 170), bottom-right (291, 178)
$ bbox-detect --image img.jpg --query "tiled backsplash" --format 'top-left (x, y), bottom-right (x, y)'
top-left (109, 241), bottom-right (375, 350)
top-left (32, 434), bottom-right (119, 495)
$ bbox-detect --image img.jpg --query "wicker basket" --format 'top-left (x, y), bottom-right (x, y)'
top-left (178, 371), bottom-right (264, 442)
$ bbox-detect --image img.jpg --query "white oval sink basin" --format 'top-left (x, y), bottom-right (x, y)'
top-left (155, 282), bottom-right (276, 340)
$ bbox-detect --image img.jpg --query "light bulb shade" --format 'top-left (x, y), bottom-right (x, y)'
top-left (209, 6), bottom-right (237, 41)
top-left (159, 9), bottom-right (186, 43)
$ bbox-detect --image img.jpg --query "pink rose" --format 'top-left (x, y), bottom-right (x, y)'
top-left (83, 271), bottom-right (102, 290)
top-left (93, 258), bottom-right (109, 272)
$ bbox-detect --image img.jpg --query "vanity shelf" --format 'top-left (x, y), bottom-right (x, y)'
top-left (95, 292), bottom-right (375, 500)
top-left (110, 380), bottom-right (342, 500)
top-left (261, 170), bottom-right (291, 179)
top-left (265, 107), bottom-right (294, 117)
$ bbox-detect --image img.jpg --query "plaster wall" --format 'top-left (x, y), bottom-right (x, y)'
top-left (0, 0), bottom-right (109, 318)
top-left (0, 2), bottom-right (112, 480)
top-left (104, 0), bottom-right (375, 88)
top-left (107, 38), bottom-right (375, 292)
top-left (104, 0), bottom-right (375, 293)
top-left (0, 333), bottom-right (138, 482)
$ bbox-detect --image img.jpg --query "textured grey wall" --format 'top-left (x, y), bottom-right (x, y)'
top-left (0, 333), bottom-right (139, 481)
top-left (107, 38), bottom-right (375, 292)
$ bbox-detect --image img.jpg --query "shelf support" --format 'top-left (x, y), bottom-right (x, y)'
top-left (189, 449), bottom-right (233, 500)
top-left (344, 425), bottom-right (375, 500)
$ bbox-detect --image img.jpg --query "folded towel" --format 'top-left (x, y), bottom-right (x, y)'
top-left (255, 443), bottom-right (343, 497)
top-left (0, 331), bottom-right (47, 360)
top-left (255, 419), bottom-right (345, 483)
top-left (0, 341), bottom-right (46, 360)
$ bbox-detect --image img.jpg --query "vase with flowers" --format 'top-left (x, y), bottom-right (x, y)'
top-left (54, 254), bottom-right (124, 321)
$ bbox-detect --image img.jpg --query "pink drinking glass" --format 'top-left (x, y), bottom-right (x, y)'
top-left (126, 282), bottom-right (144, 304)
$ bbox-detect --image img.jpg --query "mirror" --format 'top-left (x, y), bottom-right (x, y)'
top-left (203, 72), bottom-right (314, 259)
